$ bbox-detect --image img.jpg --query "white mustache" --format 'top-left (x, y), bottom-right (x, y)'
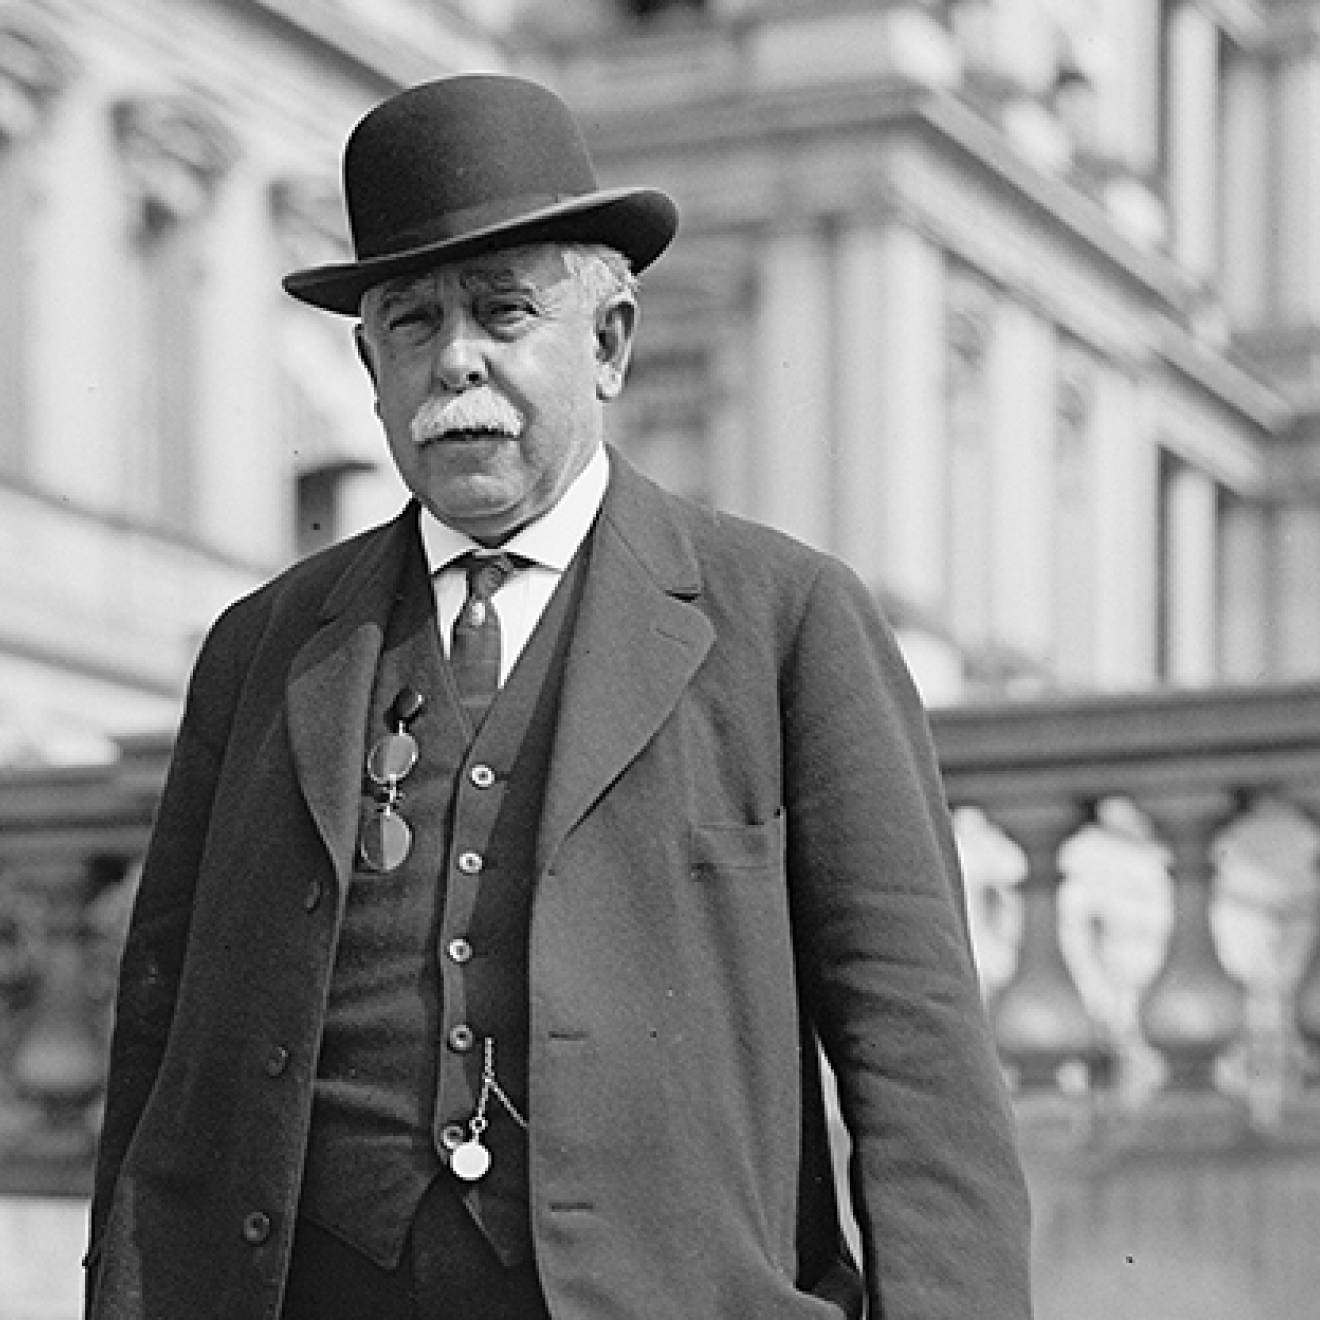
top-left (409, 390), bottom-right (525, 446)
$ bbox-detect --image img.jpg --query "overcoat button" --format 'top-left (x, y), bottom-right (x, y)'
top-left (446, 938), bottom-right (473, 964)
top-left (447, 1024), bottom-right (476, 1053)
top-left (241, 1211), bottom-right (271, 1244)
top-left (440, 1123), bottom-right (466, 1150)
top-left (264, 1046), bottom-right (290, 1077)
top-left (470, 764), bottom-right (495, 788)
top-left (457, 851), bottom-right (483, 875)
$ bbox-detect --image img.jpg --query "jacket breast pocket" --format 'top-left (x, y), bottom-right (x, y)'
top-left (689, 809), bottom-right (785, 881)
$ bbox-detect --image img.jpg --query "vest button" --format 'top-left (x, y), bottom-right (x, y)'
top-left (440, 1122), bottom-right (466, 1150)
top-left (446, 938), bottom-right (473, 965)
top-left (457, 851), bottom-right (484, 875)
top-left (447, 1023), bottom-right (476, 1053)
top-left (264, 1045), bottom-right (290, 1077)
top-left (303, 879), bottom-right (323, 912)
top-left (470, 764), bottom-right (496, 788)
top-left (241, 1211), bottom-right (271, 1244)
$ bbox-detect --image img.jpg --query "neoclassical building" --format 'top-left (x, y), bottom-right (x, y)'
top-left (6, 0), bottom-right (1320, 770)
top-left (7, 2), bottom-right (1320, 1318)
top-left (533, 0), bottom-right (1320, 705)
top-left (0, 0), bottom-right (504, 766)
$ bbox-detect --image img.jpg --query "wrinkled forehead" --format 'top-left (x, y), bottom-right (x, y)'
top-left (362, 243), bottom-right (571, 315)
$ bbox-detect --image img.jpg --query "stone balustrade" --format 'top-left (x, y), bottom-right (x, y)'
top-left (0, 736), bottom-right (161, 1194)
top-left (4, 686), bottom-right (1320, 1196)
top-left (933, 683), bottom-right (1320, 1139)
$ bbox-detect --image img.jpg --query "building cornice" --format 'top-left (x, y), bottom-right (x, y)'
top-left (577, 74), bottom-right (1196, 317)
top-left (1154, 321), bottom-right (1292, 437)
top-left (215, 0), bottom-right (502, 92)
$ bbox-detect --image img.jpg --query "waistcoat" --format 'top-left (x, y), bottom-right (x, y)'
top-left (299, 529), bottom-right (587, 1270)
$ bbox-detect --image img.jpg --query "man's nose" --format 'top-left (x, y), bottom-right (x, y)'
top-left (431, 316), bottom-right (488, 391)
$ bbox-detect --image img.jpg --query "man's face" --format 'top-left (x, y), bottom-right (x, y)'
top-left (356, 244), bottom-right (634, 543)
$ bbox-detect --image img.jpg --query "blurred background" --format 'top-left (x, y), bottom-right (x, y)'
top-left (3, 0), bottom-right (1320, 1316)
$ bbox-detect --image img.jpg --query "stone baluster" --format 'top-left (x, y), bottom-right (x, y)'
top-left (1288, 783), bottom-right (1320, 1097)
top-left (2, 857), bottom-right (108, 1191)
top-left (1135, 787), bottom-right (1246, 1131)
top-left (986, 798), bottom-right (1096, 1128)
top-left (0, 879), bottom-right (42, 1155)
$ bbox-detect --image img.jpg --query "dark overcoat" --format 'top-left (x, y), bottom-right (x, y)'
top-left (86, 451), bottom-right (1032, 1320)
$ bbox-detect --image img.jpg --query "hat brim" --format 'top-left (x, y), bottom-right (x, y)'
top-left (282, 186), bottom-right (678, 316)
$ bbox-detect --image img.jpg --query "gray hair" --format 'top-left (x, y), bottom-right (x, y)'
top-left (358, 240), bottom-right (638, 326)
top-left (561, 243), bottom-right (639, 307)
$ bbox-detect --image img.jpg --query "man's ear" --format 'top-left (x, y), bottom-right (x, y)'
top-left (595, 293), bottom-right (637, 401)
top-left (354, 323), bottom-right (378, 386)
top-left (354, 324), bottom-right (383, 416)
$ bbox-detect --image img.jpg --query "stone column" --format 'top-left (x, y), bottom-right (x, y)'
top-left (1272, 486), bottom-right (1320, 679)
top-left (111, 93), bottom-right (238, 532)
top-left (750, 222), bottom-right (834, 550)
top-left (1091, 365), bottom-right (1158, 687)
top-left (1217, 495), bottom-right (1271, 683)
top-left (832, 219), bottom-right (890, 584)
top-left (193, 157), bottom-right (290, 568)
top-left (1100, 0), bottom-right (1163, 174)
top-left (0, 16), bottom-right (74, 478)
top-left (867, 223), bottom-right (947, 618)
top-left (986, 300), bottom-right (1054, 664)
top-left (834, 217), bottom-right (945, 595)
top-left (1273, 35), bottom-right (1320, 324)
top-left (1163, 461), bottom-right (1218, 685)
top-left (1164, 0), bottom-right (1220, 282)
top-left (1218, 41), bottom-right (1272, 326)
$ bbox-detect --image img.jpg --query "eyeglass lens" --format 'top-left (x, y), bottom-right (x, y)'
top-left (358, 687), bottom-right (427, 873)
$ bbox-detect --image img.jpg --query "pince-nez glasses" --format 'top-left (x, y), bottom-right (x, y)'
top-left (358, 686), bottom-right (427, 873)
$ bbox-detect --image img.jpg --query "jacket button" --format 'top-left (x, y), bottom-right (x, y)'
top-left (440, 1122), bottom-right (466, 1150)
top-left (241, 1211), bottom-right (271, 1244)
top-left (456, 851), bottom-right (483, 875)
top-left (264, 1046), bottom-right (290, 1077)
top-left (470, 764), bottom-right (495, 788)
top-left (446, 938), bottom-right (473, 965)
top-left (447, 1023), bottom-right (476, 1053)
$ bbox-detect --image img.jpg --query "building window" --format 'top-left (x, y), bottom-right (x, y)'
top-left (296, 464), bottom-right (351, 558)
top-left (114, 94), bottom-right (235, 534)
top-left (623, 0), bottom-right (706, 22)
top-left (284, 372), bottom-right (374, 558)
top-left (612, 344), bottom-right (713, 506)
top-left (272, 176), bottom-right (379, 560)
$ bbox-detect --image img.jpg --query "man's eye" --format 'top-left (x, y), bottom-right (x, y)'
top-left (482, 298), bottom-right (534, 324)
top-left (387, 308), bottom-right (430, 331)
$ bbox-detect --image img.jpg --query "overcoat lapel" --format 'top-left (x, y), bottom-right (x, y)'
top-left (537, 457), bottom-right (713, 869)
top-left (286, 507), bottom-right (418, 886)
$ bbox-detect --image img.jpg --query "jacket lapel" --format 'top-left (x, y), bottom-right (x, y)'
top-left (287, 506), bottom-right (418, 886)
top-left (537, 455), bottom-right (713, 869)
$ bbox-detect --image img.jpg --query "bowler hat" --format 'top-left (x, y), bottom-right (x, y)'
top-left (282, 74), bottom-right (679, 315)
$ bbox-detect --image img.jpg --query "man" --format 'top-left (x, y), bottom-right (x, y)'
top-left (85, 74), bottom-right (1032, 1320)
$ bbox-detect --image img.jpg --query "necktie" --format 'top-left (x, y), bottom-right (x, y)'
top-left (450, 551), bottom-right (522, 729)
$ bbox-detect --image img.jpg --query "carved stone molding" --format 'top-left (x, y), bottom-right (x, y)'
top-left (112, 93), bottom-right (238, 231)
top-left (0, 14), bottom-right (76, 142)
top-left (269, 175), bottom-right (350, 273)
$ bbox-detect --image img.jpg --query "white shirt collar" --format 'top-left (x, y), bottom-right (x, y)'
top-left (417, 444), bottom-right (609, 574)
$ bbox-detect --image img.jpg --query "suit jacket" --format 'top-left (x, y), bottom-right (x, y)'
top-left (86, 450), bottom-right (1032, 1320)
